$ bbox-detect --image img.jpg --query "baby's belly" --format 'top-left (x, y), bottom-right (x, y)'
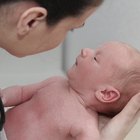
top-left (4, 100), bottom-right (48, 140)
top-left (3, 99), bottom-right (73, 140)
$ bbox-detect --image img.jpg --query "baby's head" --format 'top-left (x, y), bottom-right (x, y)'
top-left (98, 42), bottom-right (140, 116)
top-left (67, 41), bottom-right (140, 116)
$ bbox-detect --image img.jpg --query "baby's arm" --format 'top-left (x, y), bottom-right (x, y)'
top-left (76, 131), bottom-right (100, 140)
top-left (71, 122), bottom-right (100, 140)
top-left (0, 77), bottom-right (58, 107)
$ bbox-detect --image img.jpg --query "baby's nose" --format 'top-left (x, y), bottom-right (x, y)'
top-left (81, 48), bottom-right (94, 57)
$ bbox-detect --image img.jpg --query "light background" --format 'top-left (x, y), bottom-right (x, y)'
top-left (0, 0), bottom-right (140, 139)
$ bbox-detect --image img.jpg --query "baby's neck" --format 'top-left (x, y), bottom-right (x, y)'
top-left (68, 86), bottom-right (98, 114)
top-left (68, 86), bottom-right (85, 105)
top-left (70, 88), bottom-right (99, 121)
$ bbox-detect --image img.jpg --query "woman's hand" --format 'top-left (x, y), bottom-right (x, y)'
top-left (99, 93), bottom-right (140, 140)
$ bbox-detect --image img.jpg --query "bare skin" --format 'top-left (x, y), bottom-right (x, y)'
top-left (4, 77), bottom-right (100, 140)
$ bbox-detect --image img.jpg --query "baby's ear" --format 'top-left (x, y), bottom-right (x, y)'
top-left (95, 85), bottom-right (120, 103)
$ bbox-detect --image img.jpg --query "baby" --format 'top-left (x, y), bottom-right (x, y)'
top-left (1, 41), bottom-right (140, 140)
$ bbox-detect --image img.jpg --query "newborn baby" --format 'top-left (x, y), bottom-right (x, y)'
top-left (1, 41), bottom-right (140, 140)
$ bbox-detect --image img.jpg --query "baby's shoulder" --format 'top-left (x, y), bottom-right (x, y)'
top-left (48, 76), bottom-right (67, 82)
top-left (41, 76), bottom-right (67, 86)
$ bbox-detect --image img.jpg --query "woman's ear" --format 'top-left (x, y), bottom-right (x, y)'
top-left (17, 7), bottom-right (47, 36)
top-left (95, 85), bottom-right (120, 103)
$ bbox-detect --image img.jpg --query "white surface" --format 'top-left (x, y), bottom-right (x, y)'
top-left (0, 45), bottom-right (65, 88)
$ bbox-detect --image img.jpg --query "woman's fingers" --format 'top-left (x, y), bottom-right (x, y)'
top-left (101, 93), bottom-right (140, 140)
top-left (115, 92), bottom-right (140, 126)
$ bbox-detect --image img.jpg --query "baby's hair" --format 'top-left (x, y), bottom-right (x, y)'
top-left (114, 48), bottom-right (140, 115)
top-left (120, 65), bottom-right (140, 104)
top-left (104, 45), bottom-right (140, 116)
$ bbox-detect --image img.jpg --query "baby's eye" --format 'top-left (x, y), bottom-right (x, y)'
top-left (94, 57), bottom-right (97, 61)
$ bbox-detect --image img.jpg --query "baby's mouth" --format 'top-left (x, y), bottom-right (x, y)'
top-left (75, 58), bottom-right (78, 66)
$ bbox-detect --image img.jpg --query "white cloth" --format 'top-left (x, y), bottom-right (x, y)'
top-left (0, 129), bottom-right (7, 140)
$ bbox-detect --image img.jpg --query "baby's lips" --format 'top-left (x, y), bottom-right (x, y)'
top-left (0, 97), bottom-right (6, 106)
top-left (0, 89), bottom-right (6, 106)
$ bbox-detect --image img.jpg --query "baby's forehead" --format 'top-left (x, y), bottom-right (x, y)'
top-left (99, 41), bottom-right (128, 50)
top-left (96, 42), bottom-right (121, 56)
top-left (97, 41), bottom-right (135, 56)
top-left (98, 42), bottom-right (136, 68)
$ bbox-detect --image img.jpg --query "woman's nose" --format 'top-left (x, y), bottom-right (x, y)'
top-left (81, 48), bottom-right (94, 57)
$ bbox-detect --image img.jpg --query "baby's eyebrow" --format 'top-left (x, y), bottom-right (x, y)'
top-left (95, 50), bottom-right (101, 56)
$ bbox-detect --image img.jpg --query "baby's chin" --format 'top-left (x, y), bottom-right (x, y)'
top-left (66, 63), bottom-right (76, 75)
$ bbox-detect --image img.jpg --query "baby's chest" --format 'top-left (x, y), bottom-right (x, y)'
top-left (35, 103), bottom-right (76, 138)
top-left (32, 88), bottom-right (73, 121)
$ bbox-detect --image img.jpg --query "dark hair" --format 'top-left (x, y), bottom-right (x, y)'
top-left (0, 0), bottom-right (103, 25)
